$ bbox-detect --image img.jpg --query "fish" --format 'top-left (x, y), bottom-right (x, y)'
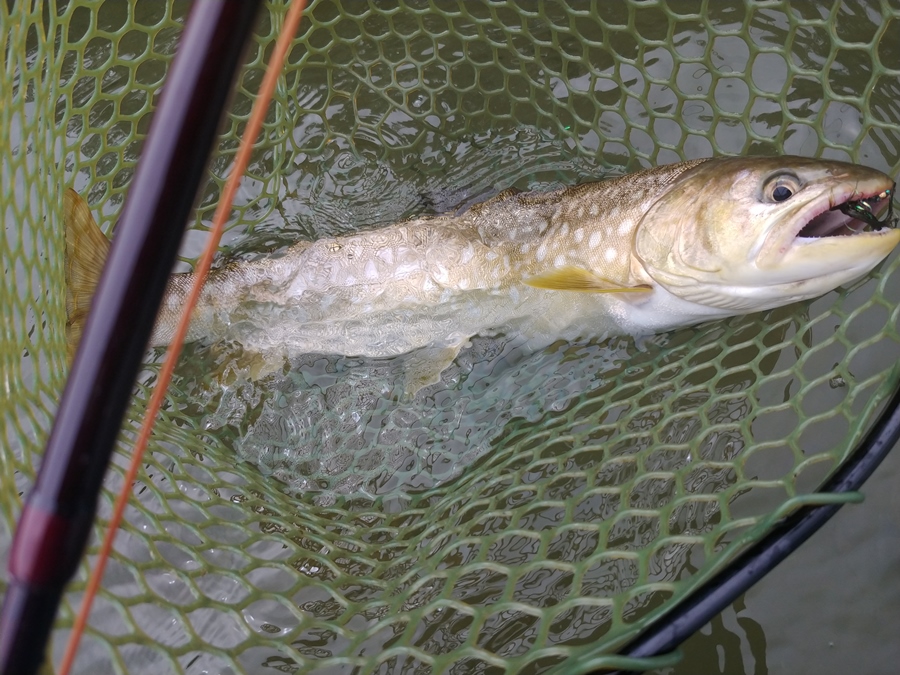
top-left (65, 156), bottom-right (900, 394)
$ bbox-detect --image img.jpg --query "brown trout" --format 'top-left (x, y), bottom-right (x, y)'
top-left (65, 156), bottom-right (900, 392)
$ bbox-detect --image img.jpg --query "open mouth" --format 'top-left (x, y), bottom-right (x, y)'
top-left (797, 183), bottom-right (897, 239)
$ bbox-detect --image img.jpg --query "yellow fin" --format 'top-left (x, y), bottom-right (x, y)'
top-left (64, 188), bottom-right (110, 362)
top-left (524, 266), bottom-right (651, 293)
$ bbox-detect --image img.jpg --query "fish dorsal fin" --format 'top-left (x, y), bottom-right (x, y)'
top-left (524, 266), bottom-right (651, 293)
top-left (64, 188), bottom-right (110, 362)
top-left (467, 187), bottom-right (523, 216)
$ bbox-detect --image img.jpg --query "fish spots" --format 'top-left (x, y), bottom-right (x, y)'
top-left (396, 261), bottom-right (420, 276)
top-left (554, 254), bottom-right (566, 267)
top-left (605, 247), bottom-right (619, 263)
top-left (376, 247), bottom-right (394, 265)
top-left (589, 204), bottom-right (599, 217)
top-left (520, 242), bottom-right (532, 255)
top-left (364, 260), bottom-right (379, 280)
top-left (589, 231), bottom-right (602, 248)
top-left (536, 242), bottom-right (548, 262)
top-left (558, 222), bottom-right (569, 238)
top-left (617, 222), bottom-right (632, 236)
top-left (574, 228), bottom-right (584, 243)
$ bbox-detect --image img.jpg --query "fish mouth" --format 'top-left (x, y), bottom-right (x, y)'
top-left (766, 177), bottom-right (900, 288)
top-left (793, 182), bottom-right (896, 241)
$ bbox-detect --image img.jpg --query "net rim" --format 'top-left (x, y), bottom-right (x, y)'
top-left (606, 370), bottom-right (900, 673)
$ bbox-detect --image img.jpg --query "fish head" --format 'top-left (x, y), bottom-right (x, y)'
top-left (634, 156), bottom-right (900, 312)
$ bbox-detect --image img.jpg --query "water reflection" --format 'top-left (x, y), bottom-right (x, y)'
top-left (661, 598), bottom-right (768, 675)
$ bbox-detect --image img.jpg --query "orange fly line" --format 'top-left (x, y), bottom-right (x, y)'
top-left (58, 1), bottom-right (307, 672)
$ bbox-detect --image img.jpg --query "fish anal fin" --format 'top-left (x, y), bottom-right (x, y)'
top-left (525, 266), bottom-right (651, 293)
top-left (401, 338), bottom-right (470, 401)
top-left (64, 188), bottom-right (110, 362)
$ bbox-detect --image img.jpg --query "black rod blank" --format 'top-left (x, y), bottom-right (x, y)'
top-left (0, 2), bottom-right (263, 673)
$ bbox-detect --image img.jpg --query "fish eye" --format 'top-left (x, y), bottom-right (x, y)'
top-left (763, 173), bottom-right (802, 203)
top-left (773, 185), bottom-right (792, 201)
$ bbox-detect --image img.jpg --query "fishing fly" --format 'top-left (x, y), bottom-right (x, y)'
top-left (837, 184), bottom-right (897, 231)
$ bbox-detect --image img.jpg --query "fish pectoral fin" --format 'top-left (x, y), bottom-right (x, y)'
top-left (524, 266), bottom-right (651, 293)
top-left (401, 339), bottom-right (469, 401)
top-left (64, 189), bottom-right (111, 363)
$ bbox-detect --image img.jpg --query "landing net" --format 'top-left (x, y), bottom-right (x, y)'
top-left (2, 1), bottom-right (899, 673)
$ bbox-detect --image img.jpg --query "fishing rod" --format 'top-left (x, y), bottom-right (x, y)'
top-left (0, 2), bottom-right (263, 673)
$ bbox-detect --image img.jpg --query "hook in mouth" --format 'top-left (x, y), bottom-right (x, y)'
top-left (831, 183), bottom-right (896, 232)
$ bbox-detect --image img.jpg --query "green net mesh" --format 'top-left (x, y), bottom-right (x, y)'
top-left (3, 1), bottom-right (900, 673)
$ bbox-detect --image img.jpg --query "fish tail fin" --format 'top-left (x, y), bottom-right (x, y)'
top-left (64, 188), bottom-right (110, 362)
